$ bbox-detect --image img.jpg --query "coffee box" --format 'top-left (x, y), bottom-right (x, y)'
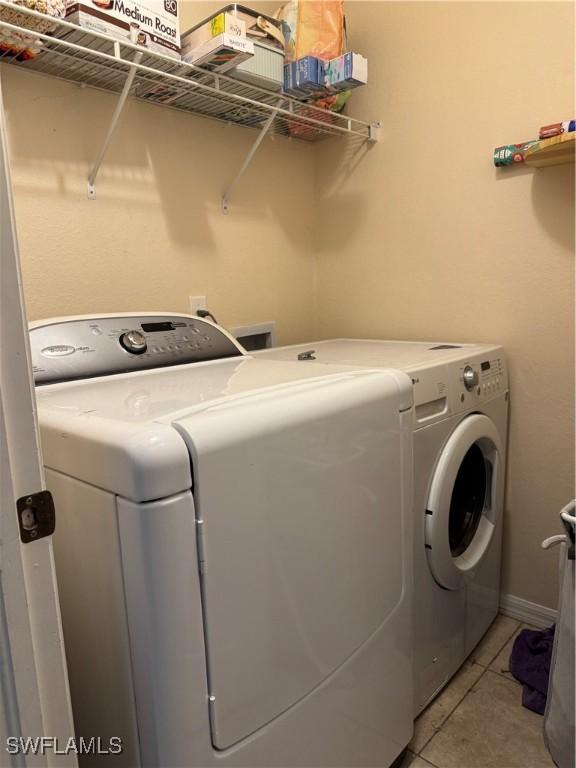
top-left (64, 0), bottom-right (180, 59)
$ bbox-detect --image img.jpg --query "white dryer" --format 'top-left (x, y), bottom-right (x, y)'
top-left (256, 340), bottom-right (509, 714)
top-left (30, 315), bottom-right (415, 768)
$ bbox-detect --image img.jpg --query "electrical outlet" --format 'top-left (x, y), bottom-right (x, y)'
top-left (189, 296), bottom-right (207, 315)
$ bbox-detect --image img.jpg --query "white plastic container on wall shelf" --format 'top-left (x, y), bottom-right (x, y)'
top-left (231, 40), bottom-right (284, 91)
top-left (181, 3), bottom-right (284, 90)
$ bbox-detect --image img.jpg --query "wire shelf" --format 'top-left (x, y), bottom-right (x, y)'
top-left (0, 1), bottom-right (378, 143)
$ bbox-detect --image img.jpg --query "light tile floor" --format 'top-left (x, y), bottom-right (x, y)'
top-left (401, 614), bottom-right (555, 768)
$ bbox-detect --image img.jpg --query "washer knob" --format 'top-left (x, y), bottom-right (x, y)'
top-left (120, 330), bottom-right (147, 355)
top-left (463, 365), bottom-right (478, 391)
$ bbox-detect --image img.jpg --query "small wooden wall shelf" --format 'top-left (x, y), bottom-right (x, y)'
top-left (524, 133), bottom-right (575, 168)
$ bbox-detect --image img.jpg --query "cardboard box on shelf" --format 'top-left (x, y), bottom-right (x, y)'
top-left (283, 62), bottom-right (306, 98)
top-left (539, 120), bottom-right (575, 140)
top-left (283, 58), bottom-right (325, 100)
top-left (325, 52), bottom-right (368, 92)
top-left (295, 56), bottom-right (325, 94)
top-left (181, 11), bottom-right (245, 55)
top-left (182, 3), bottom-right (283, 58)
top-left (221, 4), bottom-right (284, 51)
top-left (183, 33), bottom-right (254, 72)
top-left (63, 0), bottom-right (180, 59)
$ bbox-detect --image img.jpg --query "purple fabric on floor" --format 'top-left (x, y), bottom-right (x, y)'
top-left (509, 625), bottom-right (555, 715)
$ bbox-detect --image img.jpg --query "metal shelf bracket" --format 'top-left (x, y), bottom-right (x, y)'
top-left (87, 51), bottom-right (143, 200)
top-left (369, 122), bottom-right (382, 142)
top-left (222, 100), bottom-right (284, 214)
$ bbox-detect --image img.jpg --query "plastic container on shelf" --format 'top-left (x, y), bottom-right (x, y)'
top-left (182, 4), bottom-right (284, 54)
top-left (230, 39), bottom-right (284, 91)
top-left (181, 5), bottom-right (285, 91)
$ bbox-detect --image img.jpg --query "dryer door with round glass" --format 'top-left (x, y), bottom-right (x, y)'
top-left (425, 414), bottom-right (504, 590)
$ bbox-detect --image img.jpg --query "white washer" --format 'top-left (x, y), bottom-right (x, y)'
top-left (255, 339), bottom-right (509, 714)
top-left (30, 315), bottom-right (415, 768)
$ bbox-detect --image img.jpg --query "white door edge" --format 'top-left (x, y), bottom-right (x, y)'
top-left (0, 72), bottom-right (77, 767)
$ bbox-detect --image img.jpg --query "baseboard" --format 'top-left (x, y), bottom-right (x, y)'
top-left (500, 593), bottom-right (557, 628)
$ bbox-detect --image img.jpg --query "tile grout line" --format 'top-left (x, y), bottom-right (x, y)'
top-left (469, 621), bottom-right (521, 673)
top-left (415, 663), bottom-right (491, 755)
top-left (416, 756), bottom-right (442, 768)
top-left (419, 668), bottom-right (554, 768)
top-left (415, 750), bottom-right (443, 768)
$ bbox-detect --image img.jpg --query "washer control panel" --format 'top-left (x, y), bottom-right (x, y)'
top-left (478, 357), bottom-right (505, 396)
top-left (30, 314), bottom-right (245, 385)
top-left (119, 329), bottom-right (148, 355)
top-left (462, 364), bottom-right (479, 391)
top-left (458, 356), bottom-right (506, 402)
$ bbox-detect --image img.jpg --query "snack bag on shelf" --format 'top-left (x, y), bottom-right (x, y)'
top-left (278, 0), bottom-right (344, 64)
top-left (276, 0), bottom-right (350, 136)
top-left (0, 0), bottom-right (65, 60)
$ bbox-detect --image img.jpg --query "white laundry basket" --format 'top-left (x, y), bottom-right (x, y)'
top-left (542, 500), bottom-right (575, 768)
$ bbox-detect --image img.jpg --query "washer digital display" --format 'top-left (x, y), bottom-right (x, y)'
top-left (141, 322), bottom-right (175, 333)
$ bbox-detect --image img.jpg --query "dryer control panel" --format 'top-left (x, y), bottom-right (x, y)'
top-left (30, 314), bottom-right (245, 385)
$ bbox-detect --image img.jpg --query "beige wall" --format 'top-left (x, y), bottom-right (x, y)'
top-left (4, 1), bottom-right (574, 609)
top-left (4, 0), bottom-right (314, 344)
top-left (315, 1), bottom-right (575, 608)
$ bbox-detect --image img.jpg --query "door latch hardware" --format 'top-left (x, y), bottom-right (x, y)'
top-left (16, 491), bottom-right (56, 543)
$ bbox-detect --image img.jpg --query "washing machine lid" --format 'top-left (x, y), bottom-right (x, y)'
top-left (425, 414), bottom-right (504, 590)
top-left (35, 356), bottom-right (412, 502)
top-left (255, 339), bottom-right (502, 373)
top-left (173, 369), bottom-right (412, 749)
